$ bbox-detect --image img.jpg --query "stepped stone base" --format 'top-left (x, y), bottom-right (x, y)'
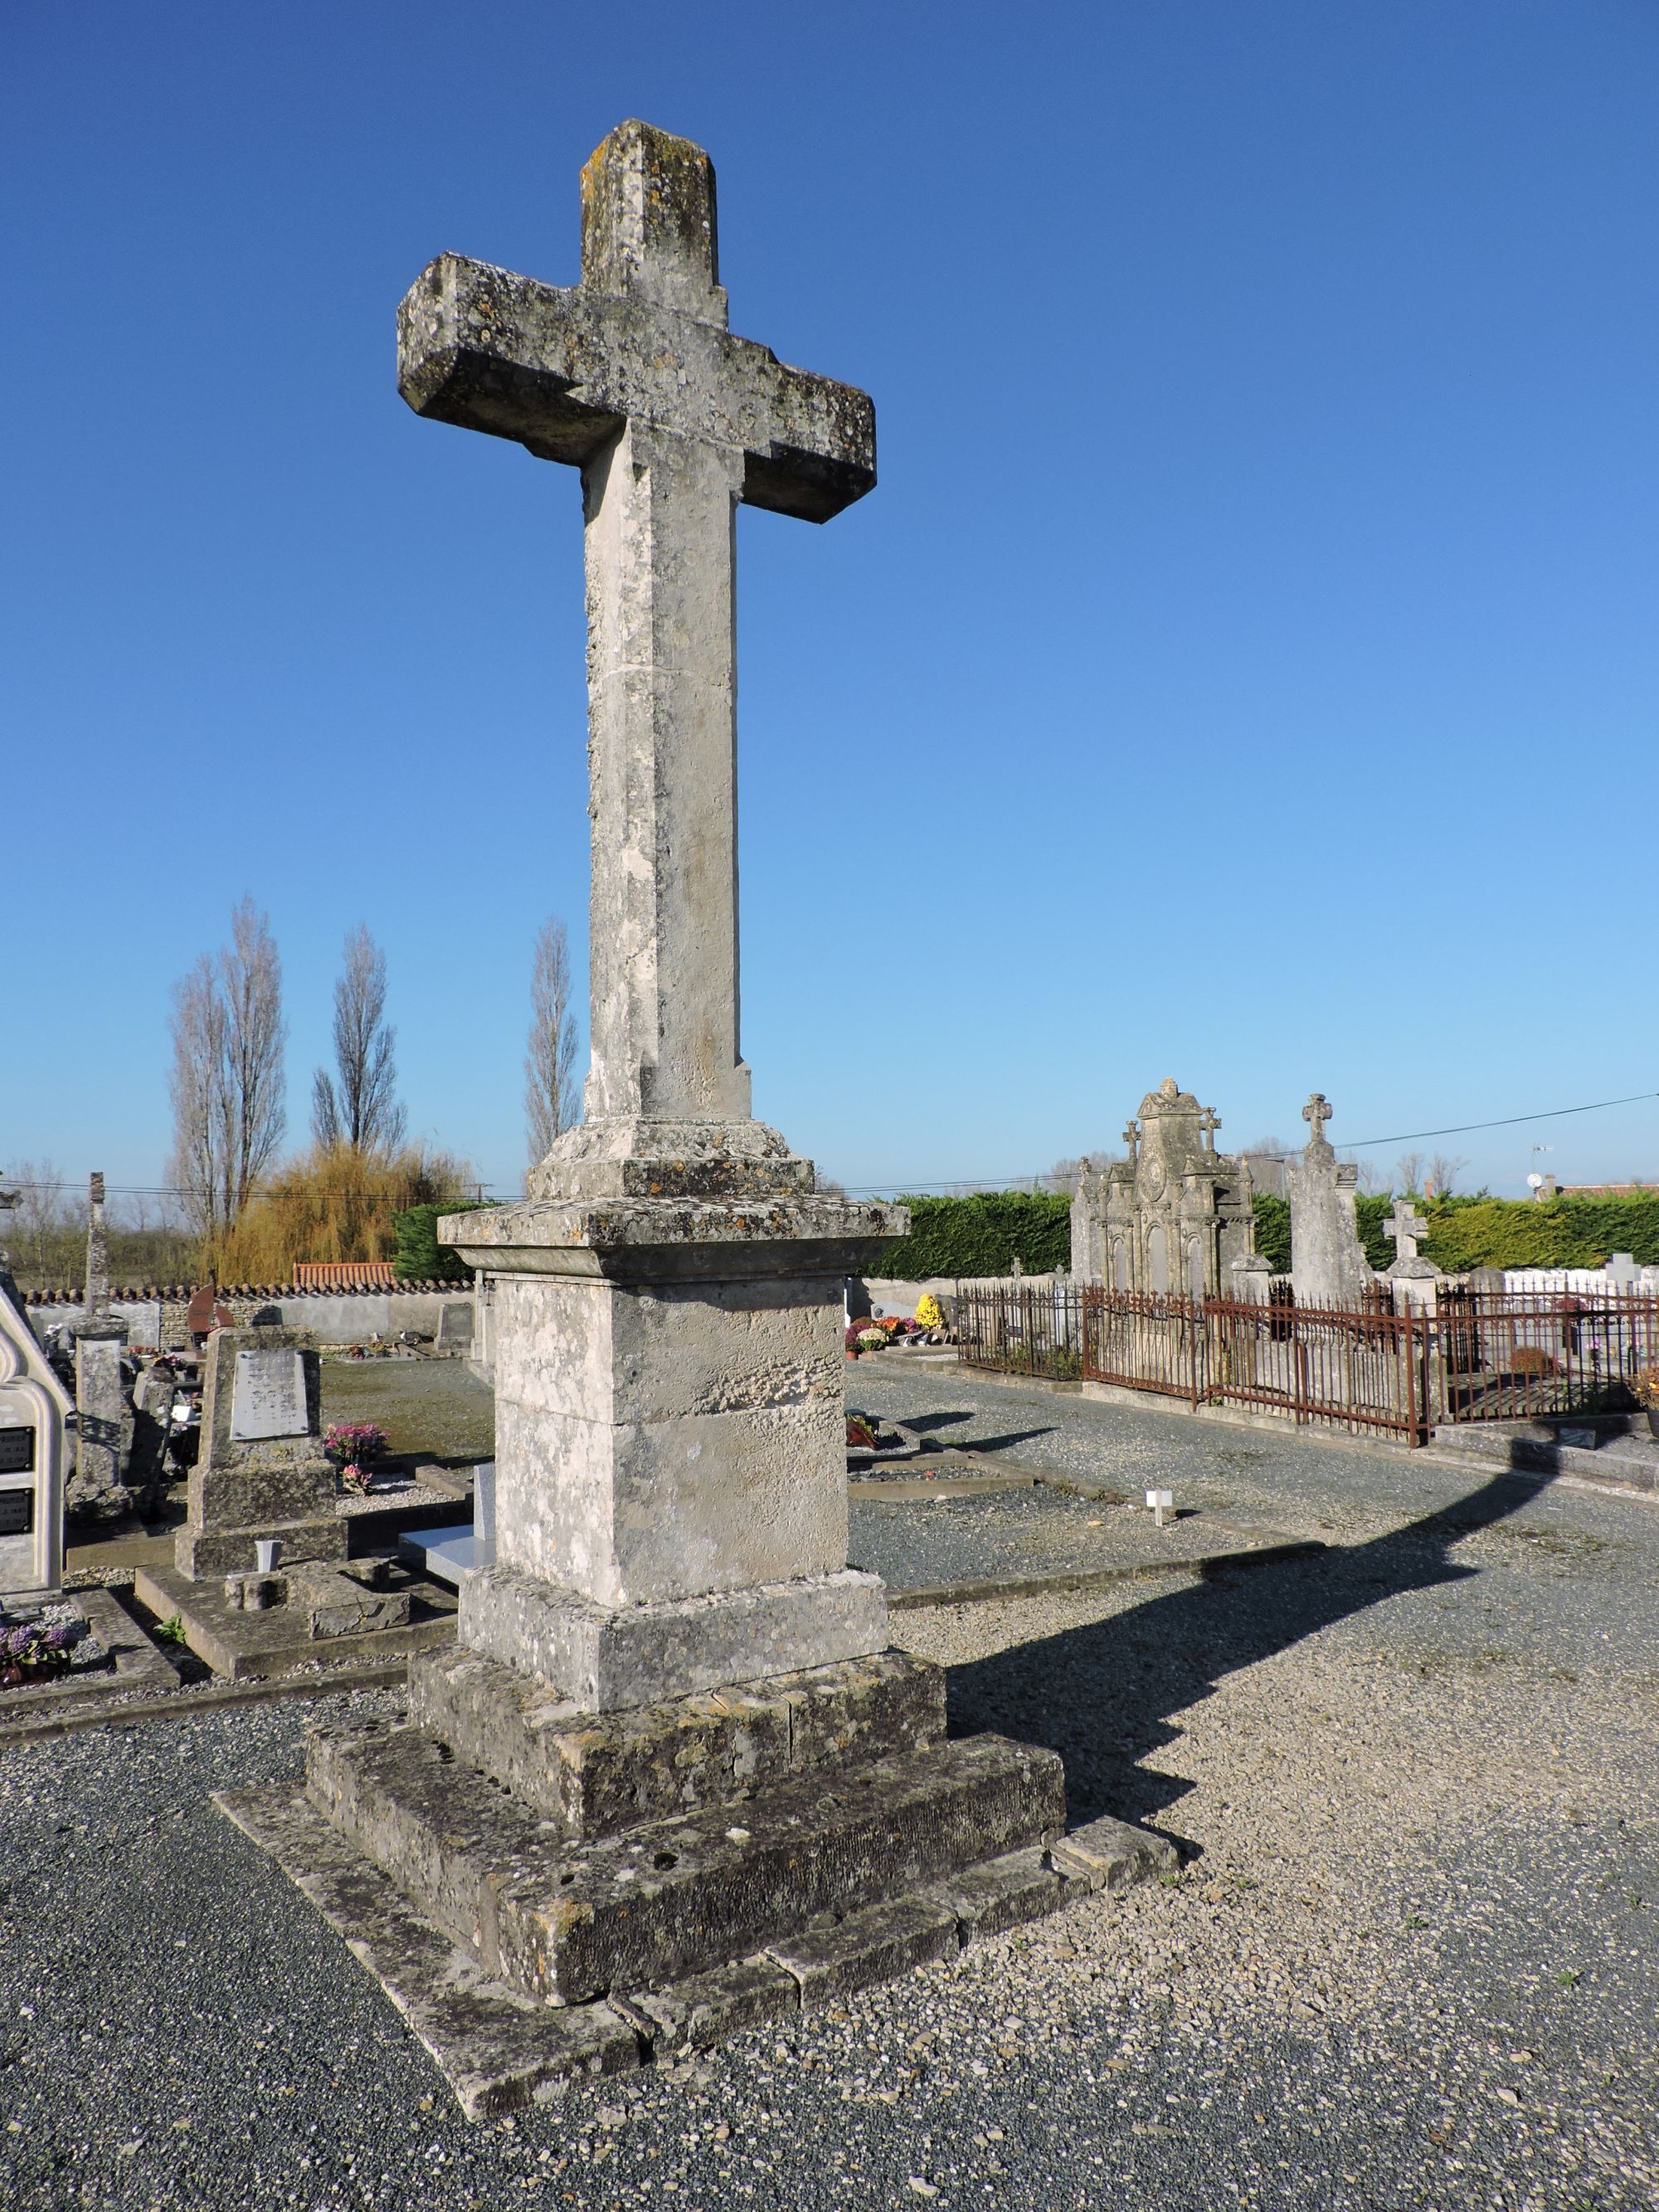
top-left (217, 1778), bottom-right (1170, 2117)
top-left (215, 1643), bottom-right (1178, 2110)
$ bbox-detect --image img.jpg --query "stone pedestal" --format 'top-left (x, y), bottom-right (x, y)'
top-left (221, 1133), bottom-right (1110, 2107)
top-left (451, 1157), bottom-right (895, 1709)
top-left (68, 1320), bottom-right (129, 1523)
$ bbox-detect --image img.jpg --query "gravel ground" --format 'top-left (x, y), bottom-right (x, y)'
top-left (849, 1485), bottom-right (1282, 1592)
top-left (2, 1381), bottom-right (1656, 2210)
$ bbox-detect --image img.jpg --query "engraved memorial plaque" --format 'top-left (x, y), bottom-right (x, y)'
top-left (0, 1427), bottom-right (35, 1475)
top-left (230, 1348), bottom-right (309, 1441)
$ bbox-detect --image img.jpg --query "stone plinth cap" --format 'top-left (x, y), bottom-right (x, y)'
top-left (440, 1194), bottom-right (903, 1283)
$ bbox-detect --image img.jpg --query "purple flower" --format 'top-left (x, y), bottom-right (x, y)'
top-left (43, 1626), bottom-right (70, 1650)
top-left (7, 1626), bottom-right (34, 1656)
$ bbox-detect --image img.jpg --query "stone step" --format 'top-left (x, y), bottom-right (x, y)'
top-left (216, 1787), bottom-right (1151, 2117)
top-left (405, 1645), bottom-right (946, 1839)
top-left (1431, 1422), bottom-right (1659, 1494)
top-left (307, 1716), bottom-right (1065, 2005)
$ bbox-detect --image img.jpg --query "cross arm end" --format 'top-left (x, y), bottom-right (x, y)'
top-left (737, 352), bottom-right (876, 523)
top-left (397, 254), bottom-right (619, 464)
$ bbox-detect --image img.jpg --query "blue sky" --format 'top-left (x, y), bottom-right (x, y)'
top-left (5, 0), bottom-right (1657, 1205)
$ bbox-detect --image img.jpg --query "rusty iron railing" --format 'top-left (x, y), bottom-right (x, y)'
top-left (956, 1280), bottom-right (1659, 1446)
top-left (953, 1280), bottom-right (1084, 1380)
top-left (957, 1281), bottom-right (1431, 1443)
top-left (1433, 1286), bottom-right (1659, 1422)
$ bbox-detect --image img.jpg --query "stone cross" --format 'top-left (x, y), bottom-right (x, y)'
top-left (1605, 1251), bottom-right (1641, 1291)
top-left (1302, 1093), bottom-right (1334, 1146)
top-left (85, 1171), bottom-right (110, 1315)
top-left (1384, 1200), bottom-right (1428, 1267)
top-left (1198, 1106), bottom-right (1220, 1154)
top-left (1121, 1121), bottom-right (1140, 1165)
top-left (398, 120), bottom-right (874, 1147)
top-left (70, 1169), bottom-right (129, 1523)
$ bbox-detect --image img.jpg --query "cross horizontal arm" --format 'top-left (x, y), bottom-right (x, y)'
top-left (397, 254), bottom-right (875, 523)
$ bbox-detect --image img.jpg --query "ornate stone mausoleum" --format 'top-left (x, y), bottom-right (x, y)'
top-left (1072, 1077), bottom-right (1258, 1296)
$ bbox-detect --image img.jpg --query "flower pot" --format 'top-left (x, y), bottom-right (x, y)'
top-left (1647, 1408), bottom-right (1659, 1441)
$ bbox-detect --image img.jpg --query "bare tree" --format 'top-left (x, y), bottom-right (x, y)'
top-left (1394, 1151), bottom-right (1426, 1197)
top-left (0, 1159), bottom-right (74, 1283)
top-left (1352, 1157), bottom-right (1388, 1194)
top-left (1425, 1153), bottom-right (1468, 1197)
top-left (168, 897), bottom-right (288, 1242)
top-left (525, 916), bottom-right (581, 1161)
top-left (312, 926), bottom-right (406, 1156)
top-left (1048, 1151), bottom-right (1123, 1196)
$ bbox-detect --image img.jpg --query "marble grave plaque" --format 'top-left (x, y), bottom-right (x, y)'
top-left (230, 1348), bottom-right (309, 1442)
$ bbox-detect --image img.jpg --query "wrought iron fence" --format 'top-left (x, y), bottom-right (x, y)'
top-left (954, 1281), bottom-right (1084, 1380)
top-left (955, 1279), bottom-right (1659, 1445)
top-left (1433, 1286), bottom-right (1659, 1422)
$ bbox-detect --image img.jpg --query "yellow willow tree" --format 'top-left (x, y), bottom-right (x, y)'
top-left (212, 1145), bottom-right (474, 1281)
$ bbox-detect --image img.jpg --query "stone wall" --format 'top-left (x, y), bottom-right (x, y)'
top-left (22, 1284), bottom-right (474, 1354)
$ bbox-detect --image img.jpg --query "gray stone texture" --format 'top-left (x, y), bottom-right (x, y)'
top-left (406, 1645), bottom-right (945, 1836)
top-left (68, 1326), bottom-right (129, 1524)
top-left (481, 1263), bottom-right (853, 1611)
top-left (306, 1714), bottom-right (1065, 2005)
top-left (69, 1174), bottom-right (130, 1520)
top-left (1287, 1092), bottom-right (1374, 1307)
top-left (177, 1329), bottom-right (343, 1579)
top-left (455, 1563), bottom-right (889, 1714)
top-left (1072, 1080), bottom-right (1257, 1296)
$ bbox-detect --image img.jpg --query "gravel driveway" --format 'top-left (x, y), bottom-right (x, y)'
top-left (2, 1375), bottom-right (1655, 2210)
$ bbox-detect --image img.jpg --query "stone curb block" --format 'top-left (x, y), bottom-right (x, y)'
top-left (1048, 1812), bottom-right (1180, 1894)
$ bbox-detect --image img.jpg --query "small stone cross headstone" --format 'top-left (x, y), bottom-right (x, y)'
top-left (1301, 1092), bottom-right (1334, 1149)
top-left (1384, 1200), bottom-right (1428, 1267)
top-left (1605, 1252), bottom-right (1640, 1291)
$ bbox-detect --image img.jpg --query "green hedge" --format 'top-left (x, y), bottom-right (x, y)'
top-left (392, 1201), bottom-right (492, 1284)
top-left (1417, 1194), bottom-right (1659, 1273)
top-left (865, 1192), bottom-right (1073, 1280)
top-left (1251, 1194), bottom-right (1292, 1273)
top-left (1253, 1189), bottom-right (1659, 1276)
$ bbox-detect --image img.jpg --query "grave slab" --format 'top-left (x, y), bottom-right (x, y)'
top-left (134, 1558), bottom-right (458, 1681)
top-left (0, 1584), bottom-right (179, 1721)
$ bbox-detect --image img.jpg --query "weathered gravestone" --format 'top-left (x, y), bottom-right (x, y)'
top-left (1384, 1198), bottom-right (1439, 1313)
top-left (219, 122), bottom-right (1117, 2112)
top-left (67, 1173), bottom-right (130, 1524)
top-left (1288, 1093), bottom-right (1374, 1307)
top-left (1072, 1080), bottom-right (1257, 1296)
top-left (134, 1329), bottom-right (438, 1676)
top-left (0, 1257), bottom-right (70, 1598)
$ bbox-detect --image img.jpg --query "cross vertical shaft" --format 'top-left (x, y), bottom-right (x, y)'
top-left (581, 420), bottom-right (749, 1125)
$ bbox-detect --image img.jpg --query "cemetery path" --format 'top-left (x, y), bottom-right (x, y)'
top-left (2, 1373), bottom-right (1656, 2209)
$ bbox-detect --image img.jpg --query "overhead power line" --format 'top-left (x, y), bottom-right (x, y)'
top-left (1339, 1088), bottom-right (1659, 1153)
top-left (840, 1086), bottom-right (1659, 1190)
